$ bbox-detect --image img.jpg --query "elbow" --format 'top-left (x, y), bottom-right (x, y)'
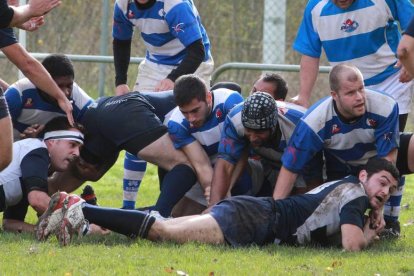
top-left (342, 240), bottom-right (366, 252)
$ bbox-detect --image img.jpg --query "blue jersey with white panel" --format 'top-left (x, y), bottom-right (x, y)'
top-left (282, 89), bottom-right (399, 178)
top-left (293, 0), bottom-right (414, 86)
top-left (5, 78), bottom-right (93, 139)
top-left (218, 101), bottom-right (306, 165)
top-left (113, 0), bottom-right (211, 65)
top-left (276, 175), bottom-right (369, 245)
top-left (168, 88), bottom-right (243, 162)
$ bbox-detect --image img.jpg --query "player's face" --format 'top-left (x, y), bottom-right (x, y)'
top-left (179, 95), bottom-right (212, 128)
top-left (332, 72), bottom-right (366, 120)
top-left (251, 79), bottom-right (279, 100)
top-left (360, 170), bottom-right (398, 210)
top-left (47, 129), bottom-right (82, 172)
top-left (244, 128), bottom-right (271, 148)
top-left (54, 76), bottom-right (74, 100)
top-left (332, 0), bottom-right (355, 9)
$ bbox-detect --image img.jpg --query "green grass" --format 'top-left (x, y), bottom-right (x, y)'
top-left (1, 153), bottom-right (414, 275)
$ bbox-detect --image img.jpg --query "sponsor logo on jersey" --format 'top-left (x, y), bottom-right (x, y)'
top-left (172, 23), bottom-right (185, 34)
top-left (215, 108), bottom-right (223, 120)
top-left (366, 118), bottom-right (377, 128)
top-left (332, 124), bottom-right (340, 134)
top-left (24, 98), bottom-right (33, 108)
top-left (340, 19), bottom-right (359, 33)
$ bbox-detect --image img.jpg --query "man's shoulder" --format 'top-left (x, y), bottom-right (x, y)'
top-left (365, 89), bottom-right (397, 116)
top-left (6, 79), bottom-right (36, 96)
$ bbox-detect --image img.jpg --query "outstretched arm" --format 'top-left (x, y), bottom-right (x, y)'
top-left (8, 0), bottom-right (61, 28)
top-left (292, 55), bottom-right (320, 108)
top-left (209, 158), bottom-right (235, 207)
top-left (3, 219), bottom-right (35, 233)
top-left (2, 43), bottom-right (74, 125)
top-left (272, 166), bottom-right (298, 200)
top-left (341, 220), bottom-right (379, 251)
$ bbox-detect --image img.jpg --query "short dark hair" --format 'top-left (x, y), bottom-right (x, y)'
top-left (329, 63), bottom-right (361, 92)
top-left (173, 74), bottom-right (208, 106)
top-left (258, 73), bottom-right (288, 100)
top-left (42, 54), bottom-right (75, 79)
top-left (39, 116), bottom-right (84, 138)
top-left (365, 158), bottom-right (399, 180)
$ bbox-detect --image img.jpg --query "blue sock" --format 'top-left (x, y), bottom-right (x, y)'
top-left (123, 152), bottom-right (147, 209)
top-left (83, 204), bottom-right (155, 238)
top-left (154, 164), bottom-right (197, 217)
top-left (384, 176), bottom-right (405, 222)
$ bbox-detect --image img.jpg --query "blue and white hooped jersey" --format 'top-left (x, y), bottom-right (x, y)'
top-left (282, 89), bottom-right (399, 175)
top-left (293, 0), bottom-right (414, 86)
top-left (218, 101), bottom-right (306, 165)
top-left (168, 88), bottom-right (243, 162)
top-left (0, 138), bottom-right (49, 208)
top-left (113, 0), bottom-right (211, 65)
top-left (275, 175), bottom-right (369, 245)
top-left (5, 78), bottom-right (93, 140)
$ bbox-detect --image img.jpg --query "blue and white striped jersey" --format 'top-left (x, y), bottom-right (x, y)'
top-left (5, 78), bottom-right (93, 139)
top-left (168, 88), bottom-right (243, 163)
top-left (293, 0), bottom-right (414, 86)
top-left (282, 89), bottom-right (399, 177)
top-left (113, 0), bottom-right (211, 65)
top-left (218, 101), bottom-right (306, 165)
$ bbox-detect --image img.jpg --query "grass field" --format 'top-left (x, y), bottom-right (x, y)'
top-left (1, 154), bottom-right (414, 275)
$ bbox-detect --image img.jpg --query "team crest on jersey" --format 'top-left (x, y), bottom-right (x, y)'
top-left (127, 10), bottom-right (135, 19)
top-left (172, 23), bottom-right (185, 34)
top-left (383, 132), bottom-right (393, 142)
top-left (340, 19), bottom-right (359, 33)
top-left (215, 108), bottom-right (223, 120)
top-left (366, 118), bottom-right (377, 128)
top-left (332, 124), bottom-right (340, 134)
top-left (24, 98), bottom-right (33, 107)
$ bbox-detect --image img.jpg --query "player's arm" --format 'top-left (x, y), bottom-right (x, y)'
top-left (341, 221), bottom-right (378, 251)
top-left (7, 0), bottom-right (60, 28)
top-left (2, 219), bottom-right (35, 233)
top-left (294, 55), bottom-right (319, 108)
top-left (2, 43), bottom-right (74, 125)
top-left (181, 140), bottom-right (214, 191)
top-left (0, 88), bottom-right (12, 170)
top-left (209, 158), bottom-right (235, 207)
top-left (272, 166), bottom-right (298, 200)
top-left (113, 38), bottom-right (132, 95)
top-left (397, 18), bottom-right (414, 79)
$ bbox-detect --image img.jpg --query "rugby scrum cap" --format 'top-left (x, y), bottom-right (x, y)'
top-left (241, 92), bottom-right (278, 130)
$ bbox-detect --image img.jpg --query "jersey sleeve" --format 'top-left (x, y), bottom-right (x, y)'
top-left (20, 148), bottom-right (49, 193)
top-left (217, 115), bottom-right (247, 164)
top-left (71, 82), bottom-right (93, 121)
top-left (405, 17), bottom-right (414, 37)
top-left (374, 103), bottom-right (399, 157)
top-left (0, 27), bottom-right (17, 48)
top-left (281, 120), bottom-right (324, 173)
top-left (4, 86), bottom-right (23, 122)
top-left (0, 0), bottom-right (14, 29)
top-left (167, 118), bottom-right (196, 149)
top-left (386, 0), bottom-right (414, 30)
top-left (339, 196), bottom-right (368, 229)
top-left (223, 92), bottom-right (243, 114)
top-left (112, 1), bottom-right (134, 40)
top-left (3, 197), bottom-right (29, 221)
top-left (165, 2), bottom-right (203, 47)
top-left (292, 1), bottom-right (322, 58)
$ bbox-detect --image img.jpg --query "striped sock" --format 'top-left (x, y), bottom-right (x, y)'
top-left (383, 176), bottom-right (405, 222)
top-left (122, 152), bottom-right (147, 209)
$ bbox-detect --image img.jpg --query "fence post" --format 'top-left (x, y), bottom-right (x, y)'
top-left (263, 0), bottom-right (286, 64)
top-left (98, 0), bottom-right (110, 97)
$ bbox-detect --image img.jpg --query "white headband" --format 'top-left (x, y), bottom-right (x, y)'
top-left (44, 130), bottom-right (84, 144)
